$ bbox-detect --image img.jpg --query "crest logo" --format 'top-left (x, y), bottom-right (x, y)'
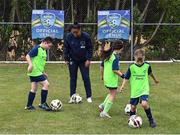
top-left (41, 13), bottom-right (56, 28)
top-left (143, 70), bottom-right (147, 74)
top-left (80, 41), bottom-right (85, 46)
top-left (80, 41), bottom-right (86, 48)
top-left (106, 13), bottom-right (121, 28)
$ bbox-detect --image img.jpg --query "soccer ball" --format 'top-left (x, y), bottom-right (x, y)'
top-left (75, 94), bottom-right (82, 103)
top-left (70, 93), bottom-right (82, 104)
top-left (50, 99), bottom-right (63, 111)
top-left (128, 115), bottom-right (142, 128)
top-left (124, 104), bottom-right (131, 115)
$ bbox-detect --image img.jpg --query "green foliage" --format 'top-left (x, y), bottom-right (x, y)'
top-left (133, 0), bottom-right (180, 60)
top-left (0, 0), bottom-right (179, 60)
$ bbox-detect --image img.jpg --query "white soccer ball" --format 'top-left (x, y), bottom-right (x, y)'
top-left (124, 104), bottom-right (131, 115)
top-left (128, 115), bottom-right (142, 128)
top-left (75, 94), bottom-right (82, 103)
top-left (70, 94), bottom-right (82, 104)
top-left (50, 99), bottom-right (63, 111)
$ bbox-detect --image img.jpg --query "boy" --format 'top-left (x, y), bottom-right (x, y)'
top-left (99, 41), bottom-right (124, 118)
top-left (25, 37), bottom-right (53, 111)
top-left (119, 49), bottom-right (159, 128)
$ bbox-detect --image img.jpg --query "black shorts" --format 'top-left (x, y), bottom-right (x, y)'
top-left (29, 75), bottom-right (47, 82)
top-left (130, 95), bottom-right (149, 106)
top-left (105, 86), bottom-right (117, 90)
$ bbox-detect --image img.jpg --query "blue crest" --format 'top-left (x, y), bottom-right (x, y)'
top-left (106, 13), bottom-right (121, 28)
top-left (41, 12), bottom-right (56, 28)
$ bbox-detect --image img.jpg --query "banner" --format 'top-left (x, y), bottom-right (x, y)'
top-left (32, 10), bottom-right (64, 39)
top-left (97, 10), bottom-right (130, 41)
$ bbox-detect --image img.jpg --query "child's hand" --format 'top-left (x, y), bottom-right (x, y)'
top-left (27, 64), bottom-right (33, 73)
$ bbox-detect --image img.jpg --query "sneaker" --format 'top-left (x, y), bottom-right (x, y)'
top-left (39, 103), bottom-right (52, 111)
top-left (68, 94), bottom-right (76, 104)
top-left (149, 119), bottom-right (156, 128)
top-left (87, 97), bottom-right (92, 103)
top-left (68, 98), bottom-right (74, 104)
top-left (98, 104), bottom-right (104, 112)
top-left (25, 106), bottom-right (36, 110)
top-left (100, 111), bottom-right (112, 118)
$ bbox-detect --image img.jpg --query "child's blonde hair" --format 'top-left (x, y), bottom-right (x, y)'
top-left (134, 49), bottom-right (145, 57)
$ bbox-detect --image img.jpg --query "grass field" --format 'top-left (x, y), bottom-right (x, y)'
top-left (0, 63), bottom-right (180, 134)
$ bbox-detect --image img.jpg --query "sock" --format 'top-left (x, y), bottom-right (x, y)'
top-left (104, 99), bottom-right (113, 113)
top-left (130, 110), bottom-right (136, 116)
top-left (27, 91), bottom-right (36, 107)
top-left (101, 94), bottom-right (110, 106)
top-left (41, 89), bottom-right (48, 104)
top-left (145, 108), bottom-right (153, 121)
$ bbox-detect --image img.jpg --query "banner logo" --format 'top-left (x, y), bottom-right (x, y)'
top-left (41, 13), bottom-right (56, 28)
top-left (106, 13), bottom-right (121, 28)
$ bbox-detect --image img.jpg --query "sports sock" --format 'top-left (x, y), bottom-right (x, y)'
top-left (101, 94), bottom-right (110, 106)
top-left (130, 110), bottom-right (136, 116)
top-left (27, 91), bottom-right (36, 107)
top-left (104, 99), bottom-right (113, 113)
top-left (41, 89), bottom-right (48, 104)
top-left (144, 107), bottom-right (153, 121)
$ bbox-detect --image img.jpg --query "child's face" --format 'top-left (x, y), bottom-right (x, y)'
top-left (43, 41), bottom-right (53, 50)
top-left (134, 53), bottom-right (145, 63)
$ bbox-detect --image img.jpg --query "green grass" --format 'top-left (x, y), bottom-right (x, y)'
top-left (0, 63), bottom-right (180, 134)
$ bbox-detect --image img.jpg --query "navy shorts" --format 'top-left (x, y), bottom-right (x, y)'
top-left (130, 95), bottom-right (149, 106)
top-left (29, 75), bottom-right (47, 82)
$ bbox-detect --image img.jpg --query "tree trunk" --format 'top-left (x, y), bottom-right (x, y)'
top-left (121, 0), bottom-right (126, 9)
top-left (87, 0), bottom-right (90, 18)
top-left (46, 0), bottom-right (49, 9)
top-left (15, 0), bottom-right (22, 22)
top-left (49, 0), bottom-right (54, 9)
top-left (139, 0), bottom-right (151, 21)
top-left (61, 0), bottom-right (64, 10)
top-left (33, 0), bottom-right (36, 9)
top-left (115, 0), bottom-right (120, 10)
top-left (92, 0), bottom-right (96, 38)
top-left (134, 13), bottom-right (147, 47)
top-left (10, 0), bottom-right (16, 21)
top-left (2, 0), bottom-right (6, 20)
top-left (134, 0), bottom-right (150, 47)
top-left (71, 0), bottom-right (74, 22)
top-left (142, 11), bottom-right (166, 46)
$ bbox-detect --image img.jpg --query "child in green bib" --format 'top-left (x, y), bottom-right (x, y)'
top-left (99, 41), bottom-right (124, 118)
top-left (25, 37), bottom-right (53, 111)
top-left (120, 49), bottom-right (159, 128)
